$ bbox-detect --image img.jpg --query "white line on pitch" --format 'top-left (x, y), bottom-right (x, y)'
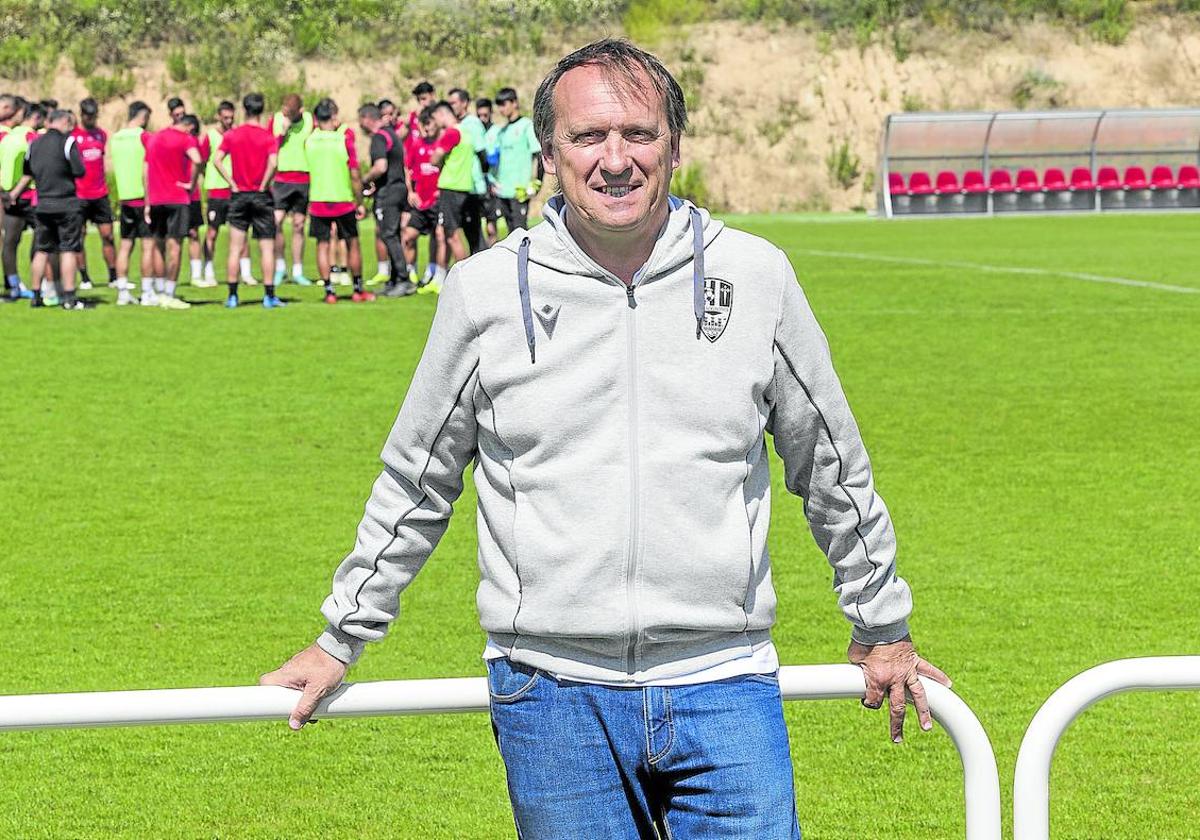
top-left (797, 249), bottom-right (1200, 295)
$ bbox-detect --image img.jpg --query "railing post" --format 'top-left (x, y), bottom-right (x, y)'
top-left (1013, 656), bottom-right (1200, 840)
top-left (0, 664), bottom-right (1000, 839)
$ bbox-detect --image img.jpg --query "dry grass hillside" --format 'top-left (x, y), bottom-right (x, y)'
top-left (5, 15), bottom-right (1200, 213)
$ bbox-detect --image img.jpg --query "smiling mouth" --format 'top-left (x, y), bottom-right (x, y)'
top-left (595, 184), bottom-right (640, 198)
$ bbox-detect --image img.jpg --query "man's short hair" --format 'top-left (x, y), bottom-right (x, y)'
top-left (532, 38), bottom-right (687, 149)
top-left (448, 88), bottom-right (470, 103)
top-left (243, 92), bottom-right (265, 117)
top-left (282, 93), bottom-right (303, 111)
top-left (313, 100), bottom-right (335, 122)
top-left (432, 100), bottom-right (454, 115)
top-left (418, 105), bottom-right (437, 124)
top-left (167, 96), bottom-right (184, 111)
top-left (476, 97), bottom-right (493, 110)
top-left (180, 113), bottom-right (200, 134)
top-left (40, 98), bottom-right (58, 111)
top-left (377, 98), bottom-right (394, 111)
top-left (27, 103), bottom-right (46, 120)
top-left (7, 95), bottom-right (26, 118)
top-left (495, 87), bottom-right (518, 105)
top-left (217, 100), bottom-right (236, 113)
top-left (79, 97), bottom-right (99, 116)
top-left (48, 109), bottom-right (74, 126)
top-left (128, 100), bottom-right (150, 121)
top-left (412, 81), bottom-right (435, 97)
top-left (358, 103), bottom-right (381, 121)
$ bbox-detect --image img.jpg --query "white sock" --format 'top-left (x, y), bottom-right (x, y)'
top-left (165, 280), bottom-right (177, 298)
top-left (377, 262), bottom-right (391, 278)
top-left (292, 262), bottom-right (304, 278)
top-left (153, 277), bottom-right (165, 293)
top-left (141, 278), bottom-right (153, 294)
top-left (275, 258), bottom-right (285, 274)
top-left (204, 260), bottom-right (215, 280)
top-left (190, 259), bottom-right (202, 280)
top-left (116, 276), bottom-right (128, 290)
top-left (240, 257), bottom-right (252, 280)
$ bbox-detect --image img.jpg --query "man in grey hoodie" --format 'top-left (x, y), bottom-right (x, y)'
top-left (262, 39), bottom-right (951, 838)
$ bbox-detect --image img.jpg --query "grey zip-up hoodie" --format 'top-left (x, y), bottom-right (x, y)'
top-left (316, 195), bottom-right (913, 683)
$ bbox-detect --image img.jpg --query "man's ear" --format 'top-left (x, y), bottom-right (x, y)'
top-left (670, 133), bottom-right (681, 172)
top-left (541, 142), bottom-right (556, 177)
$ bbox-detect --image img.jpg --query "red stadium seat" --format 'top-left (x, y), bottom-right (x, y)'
top-left (934, 170), bottom-right (959, 194)
top-left (1042, 168), bottom-right (1068, 191)
top-left (1150, 165), bottom-right (1175, 189)
top-left (1015, 168), bottom-right (1040, 193)
top-left (1123, 166), bottom-right (1148, 189)
top-left (888, 172), bottom-right (906, 195)
top-left (988, 170), bottom-right (1015, 193)
top-left (961, 170), bottom-right (987, 193)
top-left (1069, 167), bottom-right (1095, 191)
top-left (1096, 166), bottom-right (1121, 190)
top-left (1178, 165), bottom-right (1200, 189)
top-left (907, 171), bottom-right (934, 195)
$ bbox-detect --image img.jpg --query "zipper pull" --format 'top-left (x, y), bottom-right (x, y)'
top-left (626, 284), bottom-right (636, 308)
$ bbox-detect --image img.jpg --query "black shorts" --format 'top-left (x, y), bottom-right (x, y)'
top-left (3, 197), bottom-right (34, 230)
top-left (405, 205), bottom-right (438, 236)
top-left (481, 193), bottom-right (502, 223)
top-left (272, 181), bottom-right (309, 215)
top-left (120, 202), bottom-right (151, 240)
top-left (207, 197), bottom-right (230, 228)
top-left (309, 212), bottom-right (358, 242)
top-left (189, 200), bottom-right (203, 231)
top-left (79, 196), bottom-right (114, 226)
top-left (498, 197), bottom-right (530, 234)
top-left (149, 204), bottom-right (190, 240)
top-left (34, 210), bottom-right (84, 253)
top-left (373, 199), bottom-right (403, 241)
top-left (437, 189), bottom-right (470, 233)
top-left (228, 191), bottom-right (276, 239)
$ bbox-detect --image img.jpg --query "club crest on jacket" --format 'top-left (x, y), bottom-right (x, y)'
top-left (701, 278), bottom-right (732, 342)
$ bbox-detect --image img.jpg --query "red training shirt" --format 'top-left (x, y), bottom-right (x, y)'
top-left (217, 123), bottom-right (276, 193)
top-left (72, 125), bottom-right (109, 200)
top-left (410, 136), bottom-right (440, 210)
top-left (145, 127), bottom-right (200, 206)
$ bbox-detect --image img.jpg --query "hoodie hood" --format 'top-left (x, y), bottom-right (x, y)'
top-left (496, 193), bottom-right (725, 362)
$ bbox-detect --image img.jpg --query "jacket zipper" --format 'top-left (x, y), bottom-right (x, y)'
top-left (624, 278), bottom-right (641, 675)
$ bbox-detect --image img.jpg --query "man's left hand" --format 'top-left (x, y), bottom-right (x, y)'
top-left (848, 637), bottom-right (951, 743)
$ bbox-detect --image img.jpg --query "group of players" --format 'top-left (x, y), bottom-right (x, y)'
top-left (0, 81), bottom-right (544, 310)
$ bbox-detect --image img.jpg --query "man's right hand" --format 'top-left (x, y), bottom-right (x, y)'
top-left (259, 642), bottom-right (347, 730)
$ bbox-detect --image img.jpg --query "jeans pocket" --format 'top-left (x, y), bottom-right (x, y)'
top-left (486, 658), bottom-right (542, 704)
top-left (744, 671), bottom-right (781, 686)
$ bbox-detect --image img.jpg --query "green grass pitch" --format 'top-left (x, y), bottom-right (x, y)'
top-left (0, 212), bottom-right (1198, 838)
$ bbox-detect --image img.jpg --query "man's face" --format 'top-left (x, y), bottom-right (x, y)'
top-left (81, 111), bottom-right (98, 129)
top-left (283, 102), bottom-right (301, 121)
top-left (29, 112), bottom-right (44, 130)
top-left (420, 119), bottom-right (438, 141)
top-left (170, 106), bottom-right (185, 124)
top-left (477, 105), bottom-right (492, 126)
top-left (544, 64), bottom-right (679, 236)
top-left (416, 92), bottom-right (436, 110)
top-left (449, 94), bottom-right (469, 119)
top-left (217, 108), bottom-right (234, 130)
top-left (359, 114), bottom-right (378, 135)
top-left (0, 100), bottom-right (14, 123)
top-left (433, 107), bottom-right (454, 129)
top-left (380, 103), bottom-right (396, 125)
top-left (498, 99), bottom-right (517, 120)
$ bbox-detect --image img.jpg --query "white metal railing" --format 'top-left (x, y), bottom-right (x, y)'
top-left (0, 663), bottom-right (1001, 839)
top-left (1014, 656), bottom-right (1200, 840)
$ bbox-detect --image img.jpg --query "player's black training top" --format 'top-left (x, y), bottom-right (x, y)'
top-left (369, 123), bottom-right (406, 202)
top-left (25, 128), bottom-right (86, 213)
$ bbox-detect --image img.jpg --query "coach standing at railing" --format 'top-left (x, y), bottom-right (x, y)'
top-left (262, 38), bottom-right (952, 838)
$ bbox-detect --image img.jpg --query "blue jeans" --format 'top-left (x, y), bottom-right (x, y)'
top-left (487, 657), bottom-right (801, 839)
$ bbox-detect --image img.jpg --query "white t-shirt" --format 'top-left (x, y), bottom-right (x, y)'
top-left (482, 638), bottom-right (779, 687)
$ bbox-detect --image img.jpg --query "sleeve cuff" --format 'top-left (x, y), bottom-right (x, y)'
top-left (316, 625), bottom-right (367, 665)
top-left (850, 619), bottom-right (911, 646)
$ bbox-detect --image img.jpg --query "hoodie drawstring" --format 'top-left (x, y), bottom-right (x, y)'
top-left (517, 237), bottom-right (535, 364)
top-left (690, 207), bottom-right (705, 339)
top-left (515, 208), bottom-right (705, 364)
